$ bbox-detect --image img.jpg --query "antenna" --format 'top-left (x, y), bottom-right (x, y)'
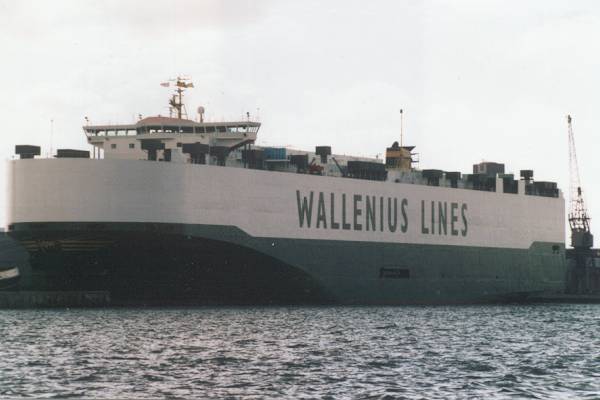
top-left (164, 76), bottom-right (194, 119)
top-left (399, 109), bottom-right (404, 148)
top-left (50, 118), bottom-right (54, 158)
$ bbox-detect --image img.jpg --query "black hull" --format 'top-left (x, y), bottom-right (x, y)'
top-left (8, 223), bottom-right (332, 305)
top-left (6, 222), bottom-right (566, 305)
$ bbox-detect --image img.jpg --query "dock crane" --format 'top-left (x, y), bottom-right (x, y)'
top-left (567, 115), bottom-right (593, 249)
top-left (566, 115), bottom-right (598, 294)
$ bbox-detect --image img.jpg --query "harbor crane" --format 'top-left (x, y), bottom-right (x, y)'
top-left (567, 115), bottom-right (593, 249)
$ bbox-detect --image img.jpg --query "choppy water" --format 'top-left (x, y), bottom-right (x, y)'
top-left (0, 304), bottom-right (598, 399)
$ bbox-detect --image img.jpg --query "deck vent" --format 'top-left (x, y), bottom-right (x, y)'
top-left (289, 154), bottom-right (309, 172)
top-left (15, 145), bottom-right (41, 159)
top-left (315, 146), bottom-right (331, 163)
top-left (182, 142), bottom-right (209, 164)
top-left (501, 174), bottom-right (518, 194)
top-left (56, 149), bottom-right (90, 158)
top-left (347, 161), bottom-right (387, 181)
top-left (241, 149), bottom-right (264, 170)
top-left (445, 171), bottom-right (461, 188)
top-left (422, 169), bottom-right (443, 186)
top-left (209, 146), bottom-right (230, 166)
top-left (473, 162), bottom-right (505, 177)
top-left (533, 181), bottom-right (558, 198)
top-left (520, 170), bottom-right (534, 182)
top-left (141, 139), bottom-right (165, 161)
top-left (468, 174), bottom-right (496, 191)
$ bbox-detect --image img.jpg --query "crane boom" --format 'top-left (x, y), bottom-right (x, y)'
top-left (567, 115), bottom-right (593, 248)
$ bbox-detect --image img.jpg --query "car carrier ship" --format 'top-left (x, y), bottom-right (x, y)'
top-left (4, 78), bottom-right (567, 305)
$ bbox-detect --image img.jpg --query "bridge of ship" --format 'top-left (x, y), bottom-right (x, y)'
top-left (83, 116), bottom-right (260, 161)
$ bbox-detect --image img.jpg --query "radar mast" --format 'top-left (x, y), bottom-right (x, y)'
top-left (161, 77), bottom-right (194, 119)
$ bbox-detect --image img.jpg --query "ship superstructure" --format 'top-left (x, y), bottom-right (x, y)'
top-left (4, 80), bottom-right (567, 305)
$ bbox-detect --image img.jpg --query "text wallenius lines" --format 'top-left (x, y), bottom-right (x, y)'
top-left (296, 191), bottom-right (468, 236)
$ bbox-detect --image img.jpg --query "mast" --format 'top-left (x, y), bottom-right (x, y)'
top-left (162, 77), bottom-right (194, 119)
top-left (399, 109), bottom-right (404, 148)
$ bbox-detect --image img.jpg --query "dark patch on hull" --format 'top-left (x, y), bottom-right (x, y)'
top-left (8, 224), bottom-right (332, 305)
top-left (0, 233), bottom-right (29, 289)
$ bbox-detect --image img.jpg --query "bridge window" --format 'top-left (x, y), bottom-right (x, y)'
top-left (181, 126), bottom-right (193, 133)
top-left (217, 126), bottom-right (226, 133)
top-left (205, 126), bottom-right (216, 133)
top-left (228, 125), bottom-right (248, 133)
top-left (194, 126), bottom-right (205, 134)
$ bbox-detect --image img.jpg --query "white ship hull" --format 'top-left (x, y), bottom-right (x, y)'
top-left (5, 159), bottom-right (567, 304)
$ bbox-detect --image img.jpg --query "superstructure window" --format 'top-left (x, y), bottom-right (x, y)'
top-left (194, 127), bottom-right (205, 134)
top-left (205, 126), bottom-right (215, 133)
top-left (228, 125), bottom-right (248, 133)
top-left (217, 126), bottom-right (226, 133)
top-left (176, 142), bottom-right (182, 147)
top-left (129, 143), bottom-right (135, 149)
top-left (111, 143), bottom-right (117, 149)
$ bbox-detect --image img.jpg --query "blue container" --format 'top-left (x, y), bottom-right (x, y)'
top-left (264, 147), bottom-right (287, 160)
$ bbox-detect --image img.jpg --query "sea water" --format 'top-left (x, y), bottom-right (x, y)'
top-left (0, 304), bottom-right (598, 399)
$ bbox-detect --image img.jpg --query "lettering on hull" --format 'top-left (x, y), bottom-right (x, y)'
top-left (296, 190), bottom-right (468, 237)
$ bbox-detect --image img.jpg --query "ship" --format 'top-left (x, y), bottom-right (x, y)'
top-left (4, 78), bottom-right (567, 305)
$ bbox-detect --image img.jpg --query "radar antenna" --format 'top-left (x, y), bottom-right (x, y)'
top-left (567, 114), bottom-right (593, 248)
top-left (161, 76), bottom-right (194, 119)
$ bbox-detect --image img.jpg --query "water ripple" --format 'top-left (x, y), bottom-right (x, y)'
top-left (0, 304), bottom-right (598, 398)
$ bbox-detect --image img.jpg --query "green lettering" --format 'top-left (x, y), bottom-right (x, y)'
top-left (401, 198), bottom-right (408, 233)
top-left (451, 202), bottom-right (459, 236)
top-left (296, 190), bottom-right (314, 228)
top-left (330, 193), bottom-right (340, 229)
top-left (342, 194), bottom-right (351, 230)
top-left (366, 195), bottom-right (376, 231)
top-left (438, 201), bottom-right (447, 235)
top-left (461, 203), bottom-right (468, 236)
top-left (388, 197), bottom-right (398, 233)
top-left (380, 196), bottom-right (384, 232)
top-left (316, 192), bottom-right (327, 229)
top-left (431, 201), bottom-right (435, 235)
top-left (421, 200), bottom-right (429, 234)
top-left (353, 194), bottom-right (362, 231)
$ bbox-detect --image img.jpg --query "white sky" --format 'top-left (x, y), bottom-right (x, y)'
top-left (1, 0), bottom-right (599, 235)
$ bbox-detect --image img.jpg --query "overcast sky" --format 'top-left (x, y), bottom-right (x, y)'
top-left (1, 0), bottom-right (599, 234)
